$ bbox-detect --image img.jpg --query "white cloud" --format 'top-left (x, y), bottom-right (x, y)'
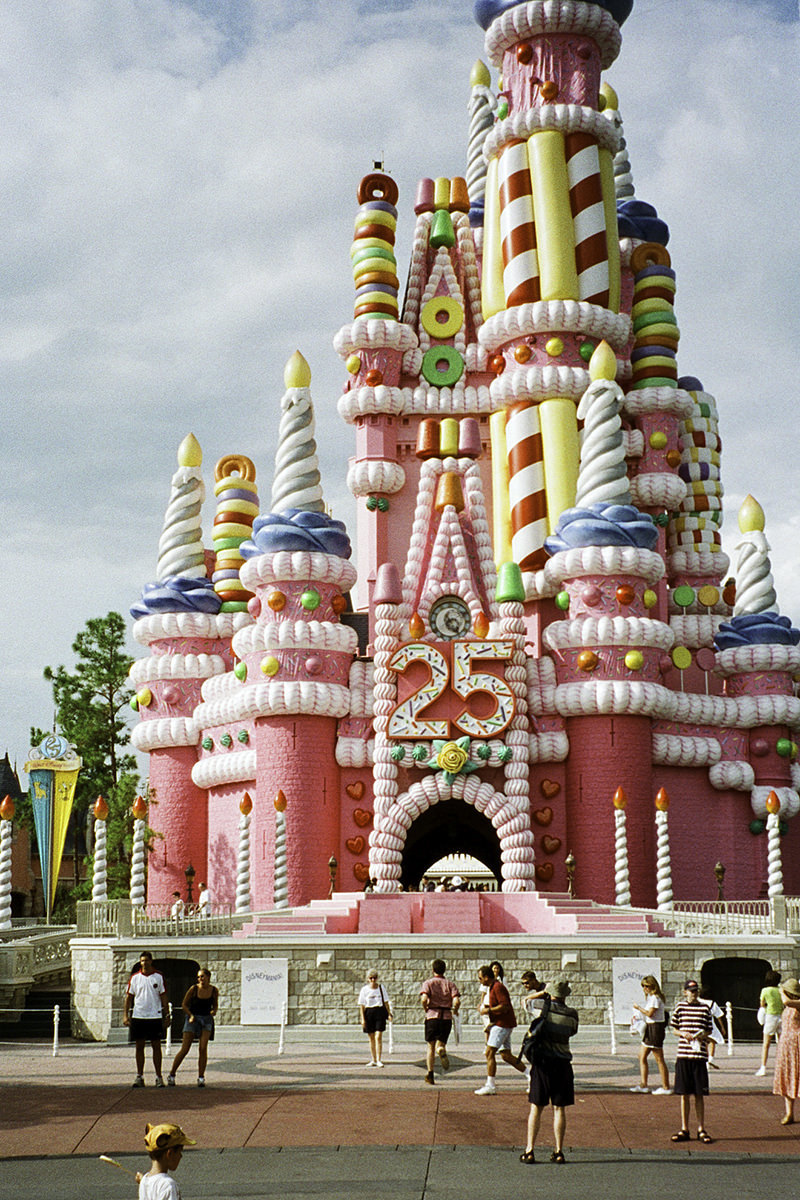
top-left (1, 0), bottom-right (798, 767)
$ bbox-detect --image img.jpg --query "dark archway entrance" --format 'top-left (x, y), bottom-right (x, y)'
top-left (700, 955), bottom-right (772, 1042)
top-left (401, 800), bottom-right (501, 890)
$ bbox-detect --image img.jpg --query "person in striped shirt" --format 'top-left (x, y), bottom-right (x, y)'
top-left (670, 979), bottom-right (714, 1143)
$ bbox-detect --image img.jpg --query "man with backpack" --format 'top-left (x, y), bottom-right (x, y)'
top-left (519, 979), bottom-right (579, 1164)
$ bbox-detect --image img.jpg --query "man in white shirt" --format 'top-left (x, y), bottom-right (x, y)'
top-left (197, 883), bottom-right (211, 916)
top-left (124, 950), bottom-right (169, 1087)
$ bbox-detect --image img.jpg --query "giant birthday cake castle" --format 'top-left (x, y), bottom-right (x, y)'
top-left (130, 0), bottom-right (800, 915)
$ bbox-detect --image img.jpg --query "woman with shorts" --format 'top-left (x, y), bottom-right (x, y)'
top-left (631, 975), bottom-right (671, 1094)
top-left (167, 967), bottom-right (218, 1088)
top-left (358, 968), bottom-right (392, 1067)
top-left (757, 969), bottom-right (784, 1075)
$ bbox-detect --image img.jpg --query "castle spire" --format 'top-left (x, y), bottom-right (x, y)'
top-left (270, 351), bottom-right (325, 514)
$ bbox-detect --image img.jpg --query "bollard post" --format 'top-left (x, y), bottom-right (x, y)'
top-left (277, 1000), bottom-right (286, 1056)
top-left (388, 1017), bottom-right (394, 1056)
top-left (165, 1002), bottom-right (172, 1055)
top-left (53, 1004), bottom-right (60, 1057)
top-left (608, 1000), bottom-right (617, 1055)
top-left (726, 1000), bottom-right (733, 1055)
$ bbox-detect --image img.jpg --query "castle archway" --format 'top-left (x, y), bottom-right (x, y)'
top-left (369, 772), bottom-right (535, 892)
top-left (401, 799), bottom-right (501, 889)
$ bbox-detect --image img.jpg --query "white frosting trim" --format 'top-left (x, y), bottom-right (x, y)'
top-left (338, 385), bottom-right (408, 422)
top-left (132, 611), bottom-right (251, 646)
top-left (630, 474), bottom-right (687, 511)
top-left (335, 736), bottom-right (374, 768)
top-left (334, 318), bottom-right (419, 356)
top-left (622, 388), bottom-right (696, 420)
top-left (490, 365), bottom-right (590, 404)
top-left (240, 551), bottom-right (357, 591)
top-left (715, 644), bottom-right (800, 677)
top-left (544, 615), bottom-right (674, 651)
top-left (485, 103), bottom-right (621, 161)
top-left (191, 750), bottom-right (256, 789)
top-left (668, 614), bottom-right (724, 650)
top-left (669, 549), bottom-right (731, 576)
top-left (485, 1), bottom-right (622, 70)
top-left (231, 620), bottom-right (358, 656)
top-left (544, 545), bottom-right (666, 587)
top-left (652, 733), bottom-right (721, 767)
top-left (709, 760), bottom-right (754, 792)
top-left (346, 459), bottom-right (406, 497)
top-left (752, 785), bottom-right (800, 820)
top-left (479, 300), bottom-right (630, 352)
top-left (529, 730), bottom-right (569, 763)
top-left (132, 717), bottom-right (199, 751)
top-left (193, 681), bottom-right (351, 725)
top-left (130, 654), bottom-right (228, 685)
top-left (407, 383), bottom-right (496, 415)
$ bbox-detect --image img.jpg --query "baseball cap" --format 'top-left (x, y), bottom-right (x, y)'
top-left (144, 1123), bottom-right (196, 1152)
top-left (684, 979), bottom-right (699, 990)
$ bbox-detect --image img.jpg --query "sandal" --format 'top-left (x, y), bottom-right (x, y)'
top-left (550, 1151), bottom-right (565, 1163)
top-left (671, 1129), bottom-right (691, 1142)
top-left (697, 1130), bottom-right (714, 1144)
top-left (519, 1151), bottom-right (536, 1164)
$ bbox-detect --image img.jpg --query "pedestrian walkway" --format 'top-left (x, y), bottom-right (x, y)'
top-left (1, 1030), bottom-right (797, 1198)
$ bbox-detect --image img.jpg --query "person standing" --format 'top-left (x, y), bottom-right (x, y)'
top-left (670, 979), bottom-right (714, 1143)
top-left (698, 987), bottom-right (727, 1069)
top-left (519, 980), bottom-right (579, 1164)
top-left (124, 951), bottom-right (169, 1088)
top-left (197, 882), bottom-right (211, 916)
top-left (772, 976), bottom-right (800, 1124)
top-left (630, 975), bottom-right (671, 1094)
top-left (135, 1122), bottom-right (195, 1199)
top-left (475, 964), bottom-right (526, 1094)
top-left (420, 958), bottom-right (460, 1085)
top-left (358, 968), bottom-right (392, 1067)
top-left (757, 969), bottom-right (784, 1076)
top-left (167, 966), bottom-right (219, 1088)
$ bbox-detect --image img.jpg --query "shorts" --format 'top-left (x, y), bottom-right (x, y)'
top-left (642, 1021), bottom-right (666, 1049)
top-left (364, 1006), bottom-right (388, 1034)
top-left (528, 1058), bottom-right (575, 1108)
top-left (128, 1016), bottom-right (164, 1043)
top-left (183, 1014), bottom-right (215, 1038)
top-left (424, 1017), bottom-right (452, 1044)
top-left (674, 1058), bottom-right (709, 1096)
top-left (487, 1025), bottom-right (513, 1052)
top-left (764, 1012), bottom-right (782, 1037)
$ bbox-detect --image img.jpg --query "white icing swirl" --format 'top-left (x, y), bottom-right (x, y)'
top-left (271, 388), bottom-right (324, 513)
top-left (655, 810), bottom-right (673, 912)
top-left (614, 808), bottom-right (631, 906)
top-left (274, 809), bottom-right (288, 908)
top-left (734, 531), bottom-right (778, 616)
top-left (575, 376), bottom-right (630, 507)
top-left (156, 465), bottom-right (207, 581)
top-left (0, 817), bottom-right (13, 929)
top-left (767, 809), bottom-right (784, 898)
top-left (129, 818), bottom-right (146, 908)
top-left (92, 815), bottom-right (108, 903)
top-left (236, 811), bottom-right (251, 914)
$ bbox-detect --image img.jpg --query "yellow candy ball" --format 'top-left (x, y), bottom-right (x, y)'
top-left (261, 656), bottom-right (280, 677)
top-left (672, 646), bottom-right (692, 670)
top-left (643, 589), bottom-right (658, 609)
top-left (649, 431), bottom-right (668, 449)
top-left (697, 585), bottom-right (720, 607)
top-left (346, 354), bottom-right (362, 375)
top-left (545, 337), bottom-right (564, 357)
top-left (137, 688), bottom-right (152, 708)
top-left (625, 650), bottom-right (644, 671)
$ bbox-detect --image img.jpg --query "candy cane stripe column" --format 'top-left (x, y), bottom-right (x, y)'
top-left (566, 132), bottom-right (610, 307)
top-left (527, 131), bottom-right (579, 301)
top-left (506, 401), bottom-right (547, 570)
top-left (498, 139), bottom-right (540, 307)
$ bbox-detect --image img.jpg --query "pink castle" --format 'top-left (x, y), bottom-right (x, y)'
top-left (130, 0), bottom-right (800, 919)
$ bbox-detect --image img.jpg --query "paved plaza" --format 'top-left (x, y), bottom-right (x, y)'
top-left (1, 1026), bottom-right (798, 1198)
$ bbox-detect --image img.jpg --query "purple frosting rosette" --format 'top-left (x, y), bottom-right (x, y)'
top-left (239, 509), bottom-right (352, 560)
top-left (714, 612), bottom-right (800, 651)
top-left (545, 503), bottom-right (659, 555)
top-left (617, 199), bottom-right (669, 246)
top-left (131, 576), bottom-right (222, 619)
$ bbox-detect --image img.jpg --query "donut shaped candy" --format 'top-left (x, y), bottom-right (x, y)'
top-left (630, 242), bottom-right (672, 273)
top-left (420, 296), bottom-right (464, 340)
top-left (357, 173), bottom-right (399, 208)
top-left (214, 454), bottom-right (257, 487)
top-left (421, 345), bottom-right (464, 387)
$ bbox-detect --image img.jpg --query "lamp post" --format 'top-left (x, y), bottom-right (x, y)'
top-left (714, 861), bottom-right (725, 901)
top-left (565, 851), bottom-right (576, 900)
top-left (328, 854), bottom-right (338, 899)
top-left (185, 862), bottom-right (196, 905)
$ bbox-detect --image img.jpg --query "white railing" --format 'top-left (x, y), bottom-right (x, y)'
top-left (664, 900), bottom-right (774, 937)
top-left (75, 899), bottom-right (234, 937)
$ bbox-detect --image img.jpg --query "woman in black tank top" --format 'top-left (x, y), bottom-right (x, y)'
top-left (167, 967), bottom-right (219, 1087)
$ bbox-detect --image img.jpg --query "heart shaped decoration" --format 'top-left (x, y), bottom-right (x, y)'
top-left (533, 807), bottom-right (553, 827)
top-left (353, 862), bottom-right (370, 883)
top-left (346, 781), bottom-right (366, 800)
top-left (353, 808), bottom-right (373, 828)
top-left (346, 835), bottom-right (365, 855)
top-left (541, 835), bottom-right (562, 855)
top-left (541, 779), bottom-right (560, 798)
top-left (535, 862), bottom-right (554, 882)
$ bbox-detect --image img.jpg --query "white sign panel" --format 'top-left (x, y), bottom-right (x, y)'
top-left (241, 957), bottom-right (289, 1025)
top-left (612, 957), bottom-right (662, 1026)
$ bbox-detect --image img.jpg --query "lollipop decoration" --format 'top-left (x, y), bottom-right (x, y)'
top-left (766, 790), bottom-right (783, 899)
top-left (236, 792), bottom-right (252, 914)
top-left (613, 787), bottom-right (631, 906)
top-left (92, 795), bottom-right (109, 903)
top-left (130, 794), bottom-right (147, 909)
top-left (654, 788), bottom-right (673, 912)
top-left (0, 794), bottom-right (14, 931)
top-left (273, 790), bottom-right (288, 909)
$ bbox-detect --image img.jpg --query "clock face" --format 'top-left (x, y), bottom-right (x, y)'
top-left (429, 596), bottom-right (471, 640)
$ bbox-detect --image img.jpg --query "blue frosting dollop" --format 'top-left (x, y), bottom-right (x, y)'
top-left (545, 503), bottom-right (659, 555)
top-left (617, 199), bottom-right (669, 246)
top-left (714, 612), bottom-right (800, 651)
top-left (130, 576), bottom-right (222, 619)
top-left (240, 509), bottom-right (352, 560)
top-left (474, 0), bottom-right (633, 29)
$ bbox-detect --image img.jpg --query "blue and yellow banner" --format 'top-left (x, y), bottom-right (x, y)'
top-left (25, 736), bottom-right (82, 922)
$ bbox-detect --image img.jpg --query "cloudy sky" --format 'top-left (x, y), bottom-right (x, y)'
top-left (2, 0), bottom-right (798, 774)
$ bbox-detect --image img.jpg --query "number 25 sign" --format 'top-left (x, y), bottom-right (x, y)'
top-left (386, 640), bottom-right (516, 740)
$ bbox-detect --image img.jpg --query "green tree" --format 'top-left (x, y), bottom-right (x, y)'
top-left (29, 612), bottom-right (140, 913)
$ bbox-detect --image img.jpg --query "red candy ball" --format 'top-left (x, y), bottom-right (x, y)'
top-left (489, 353), bottom-right (505, 375)
top-left (365, 368), bottom-right (383, 387)
top-left (576, 650), bottom-right (599, 672)
top-left (616, 585), bottom-right (635, 606)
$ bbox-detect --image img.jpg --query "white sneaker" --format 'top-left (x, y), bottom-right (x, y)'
top-left (375, 1060), bottom-right (384, 1068)
top-left (755, 1066), bottom-right (767, 1076)
top-left (366, 1060), bottom-right (377, 1067)
top-left (629, 1085), bottom-right (650, 1093)
top-left (651, 1087), bottom-right (672, 1095)
top-left (474, 1083), bottom-right (497, 1095)
top-left (167, 1074), bottom-right (176, 1086)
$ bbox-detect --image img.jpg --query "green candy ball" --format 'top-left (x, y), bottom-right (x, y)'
top-left (301, 589), bottom-right (321, 610)
top-left (555, 591), bottom-right (570, 611)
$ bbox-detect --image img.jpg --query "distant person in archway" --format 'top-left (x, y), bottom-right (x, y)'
top-left (756, 970), bottom-right (783, 1076)
top-left (773, 977), bottom-right (800, 1124)
top-left (420, 958), bottom-right (460, 1085)
top-left (123, 951), bottom-right (169, 1088)
top-left (167, 966), bottom-right (219, 1088)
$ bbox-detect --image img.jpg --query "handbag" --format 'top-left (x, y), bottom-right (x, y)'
top-left (757, 1005), bottom-right (766, 1027)
top-left (520, 993), bottom-right (552, 1064)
